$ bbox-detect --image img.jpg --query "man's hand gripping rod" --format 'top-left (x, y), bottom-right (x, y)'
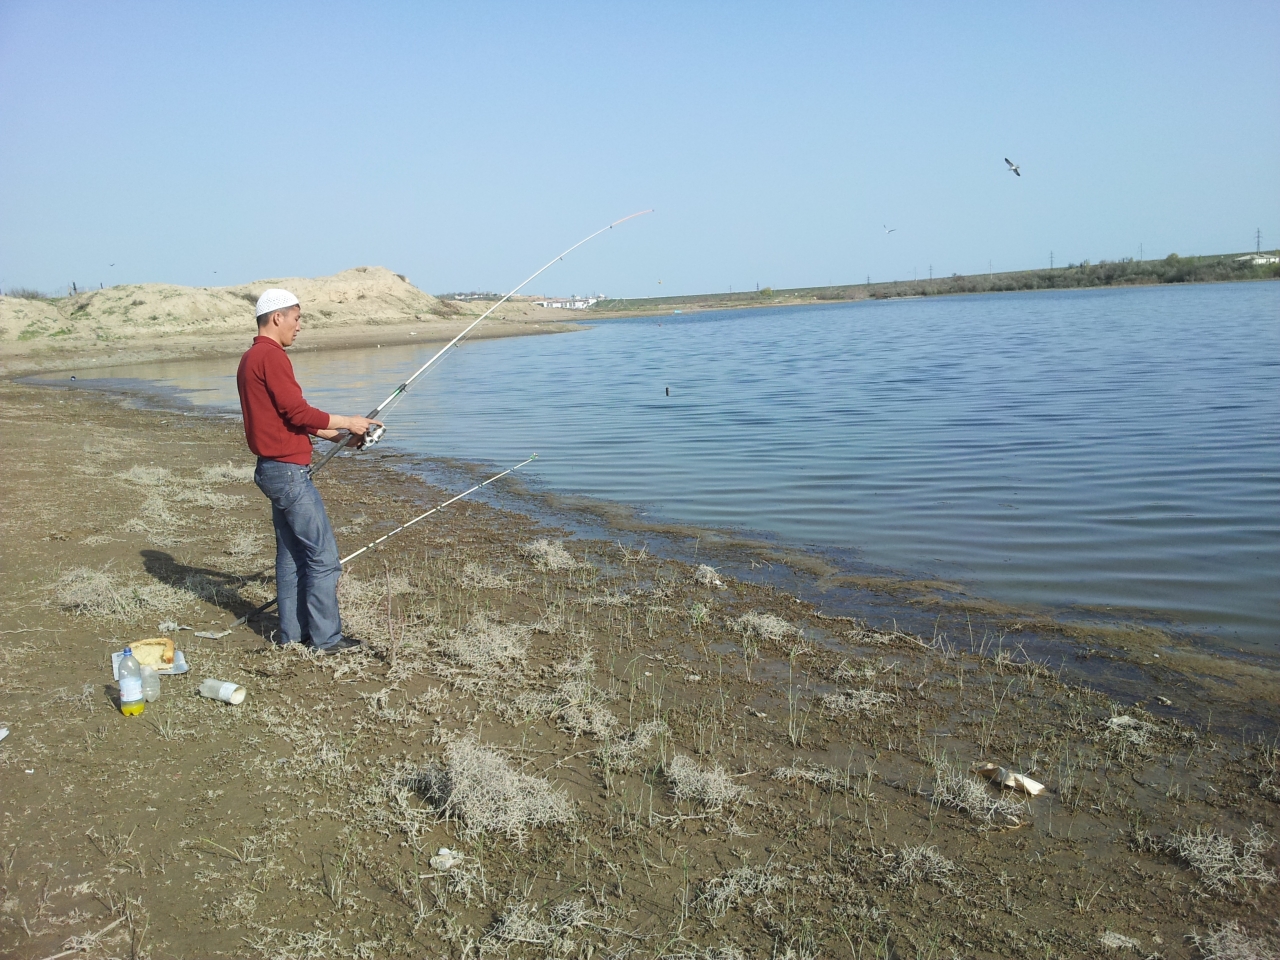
top-left (311, 209), bottom-right (653, 473)
top-left (231, 454), bottom-right (537, 627)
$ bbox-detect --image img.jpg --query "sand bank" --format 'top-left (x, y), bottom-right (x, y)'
top-left (0, 266), bottom-right (580, 376)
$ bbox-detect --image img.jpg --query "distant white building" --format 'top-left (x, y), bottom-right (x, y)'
top-left (533, 296), bottom-right (602, 309)
top-left (1235, 254), bottom-right (1279, 265)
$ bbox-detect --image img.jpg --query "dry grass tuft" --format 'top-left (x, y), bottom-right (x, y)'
top-left (595, 720), bottom-right (668, 772)
top-left (1168, 824), bottom-right (1276, 895)
top-left (772, 762), bottom-right (852, 792)
top-left (697, 865), bottom-right (785, 918)
top-left (1101, 712), bottom-right (1196, 758)
top-left (440, 613), bottom-right (531, 673)
top-left (822, 689), bottom-right (899, 715)
top-left (118, 465), bottom-right (172, 486)
top-left (519, 538), bottom-right (580, 571)
top-left (1254, 741), bottom-right (1280, 803)
top-left (888, 844), bottom-right (958, 890)
top-left (666, 754), bottom-right (749, 809)
top-left (1097, 931), bottom-right (1141, 952)
top-left (730, 611), bottom-right (800, 644)
top-left (1189, 921), bottom-right (1279, 960)
top-left (243, 924), bottom-right (340, 960)
top-left (199, 461), bottom-right (256, 483)
top-left (930, 756), bottom-right (1026, 829)
top-left (54, 566), bottom-right (190, 620)
top-left (1103, 714), bottom-right (1160, 751)
top-left (832, 658), bottom-right (887, 683)
top-left (511, 651), bottom-right (617, 739)
top-left (122, 492), bottom-right (185, 532)
top-left (484, 898), bottom-right (598, 951)
top-left (693, 564), bottom-right (725, 587)
top-left (662, 944), bottom-right (750, 960)
top-left (458, 561), bottom-right (512, 589)
top-left (412, 740), bottom-right (574, 843)
top-left (226, 530), bottom-right (265, 559)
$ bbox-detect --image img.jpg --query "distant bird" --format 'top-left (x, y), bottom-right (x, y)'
top-left (884, 225), bottom-right (896, 234)
top-left (1005, 158), bottom-right (1021, 177)
top-left (108, 263), bottom-right (115, 267)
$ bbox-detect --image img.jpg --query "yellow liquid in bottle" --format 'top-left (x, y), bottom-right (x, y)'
top-left (120, 700), bottom-right (145, 717)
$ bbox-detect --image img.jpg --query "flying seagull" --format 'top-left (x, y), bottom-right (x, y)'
top-left (1005, 158), bottom-right (1021, 177)
top-left (883, 224), bottom-right (896, 234)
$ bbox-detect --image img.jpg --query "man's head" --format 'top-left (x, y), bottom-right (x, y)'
top-left (255, 288), bottom-right (302, 346)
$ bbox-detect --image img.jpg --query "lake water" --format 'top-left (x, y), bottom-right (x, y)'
top-left (62, 282), bottom-right (1280, 650)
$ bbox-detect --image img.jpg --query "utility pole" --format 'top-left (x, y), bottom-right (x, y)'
top-left (1257, 228), bottom-right (1263, 253)
top-left (1050, 251), bottom-right (1054, 270)
top-left (988, 260), bottom-right (992, 278)
top-left (929, 265), bottom-right (933, 281)
top-left (867, 275), bottom-right (871, 286)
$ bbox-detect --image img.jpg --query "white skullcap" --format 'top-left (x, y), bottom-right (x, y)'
top-left (255, 288), bottom-right (300, 318)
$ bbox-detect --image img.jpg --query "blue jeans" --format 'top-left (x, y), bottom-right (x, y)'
top-left (253, 459), bottom-right (344, 649)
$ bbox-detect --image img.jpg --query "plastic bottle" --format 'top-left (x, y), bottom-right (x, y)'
top-left (140, 665), bottom-right (161, 703)
top-left (118, 647), bottom-right (145, 716)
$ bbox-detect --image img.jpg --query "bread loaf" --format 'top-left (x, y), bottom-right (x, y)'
top-left (131, 637), bottom-right (175, 668)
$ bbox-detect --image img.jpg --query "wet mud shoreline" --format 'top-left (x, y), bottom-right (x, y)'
top-left (1, 379), bottom-right (1278, 959)
top-left (25, 367), bottom-right (1280, 738)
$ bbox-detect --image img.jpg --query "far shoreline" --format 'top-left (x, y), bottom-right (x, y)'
top-left (4, 267), bottom-right (1274, 377)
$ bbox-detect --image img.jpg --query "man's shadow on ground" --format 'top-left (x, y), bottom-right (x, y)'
top-left (140, 549), bottom-right (280, 643)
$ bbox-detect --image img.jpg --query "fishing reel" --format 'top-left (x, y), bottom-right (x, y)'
top-left (357, 423), bottom-right (386, 450)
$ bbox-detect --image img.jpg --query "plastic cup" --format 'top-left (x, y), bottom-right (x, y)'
top-left (199, 678), bottom-right (246, 705)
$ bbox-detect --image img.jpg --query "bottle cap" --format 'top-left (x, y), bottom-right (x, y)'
top-left (123, 646), bottom-right (132, 655)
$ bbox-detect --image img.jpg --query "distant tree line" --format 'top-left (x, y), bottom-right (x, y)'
top-left (854, 253), bottom-right (1280, 299)
top-left (593, 252), bottom-right (1279, 313)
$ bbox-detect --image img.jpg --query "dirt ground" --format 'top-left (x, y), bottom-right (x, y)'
top-left (1, 380), bottom-right (1278, 960)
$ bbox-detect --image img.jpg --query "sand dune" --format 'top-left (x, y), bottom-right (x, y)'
top-left (0, 266), bottom-right (455, 343)
top-left (0, 266), bottom-right (567, 373)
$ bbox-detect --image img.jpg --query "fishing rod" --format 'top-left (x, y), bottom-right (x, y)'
top-left (311, 209), bottom-right (653, 474)
top-left (230, 454), bottom-right (537, 627)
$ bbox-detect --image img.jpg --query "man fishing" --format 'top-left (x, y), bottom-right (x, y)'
top-left (236, 288), bottom-right (381, 653)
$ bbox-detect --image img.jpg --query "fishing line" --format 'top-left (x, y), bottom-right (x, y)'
top-left (311, 209), bottom-right (653, 473)
top-left (230, 454), bottom-right (537, 627)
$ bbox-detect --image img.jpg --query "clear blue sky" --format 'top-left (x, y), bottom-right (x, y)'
top-left (2, 1), bottom-right (1277, 298)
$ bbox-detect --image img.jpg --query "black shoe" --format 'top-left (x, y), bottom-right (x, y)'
top-left (314, 637), bottom-right (363, 655)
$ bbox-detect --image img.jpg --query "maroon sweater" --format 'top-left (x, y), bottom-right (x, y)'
top-left (236, 337), bottom-right (330, 465)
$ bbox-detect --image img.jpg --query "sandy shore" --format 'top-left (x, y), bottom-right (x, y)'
top-left (1, 379), bottom-right (1278, 958)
